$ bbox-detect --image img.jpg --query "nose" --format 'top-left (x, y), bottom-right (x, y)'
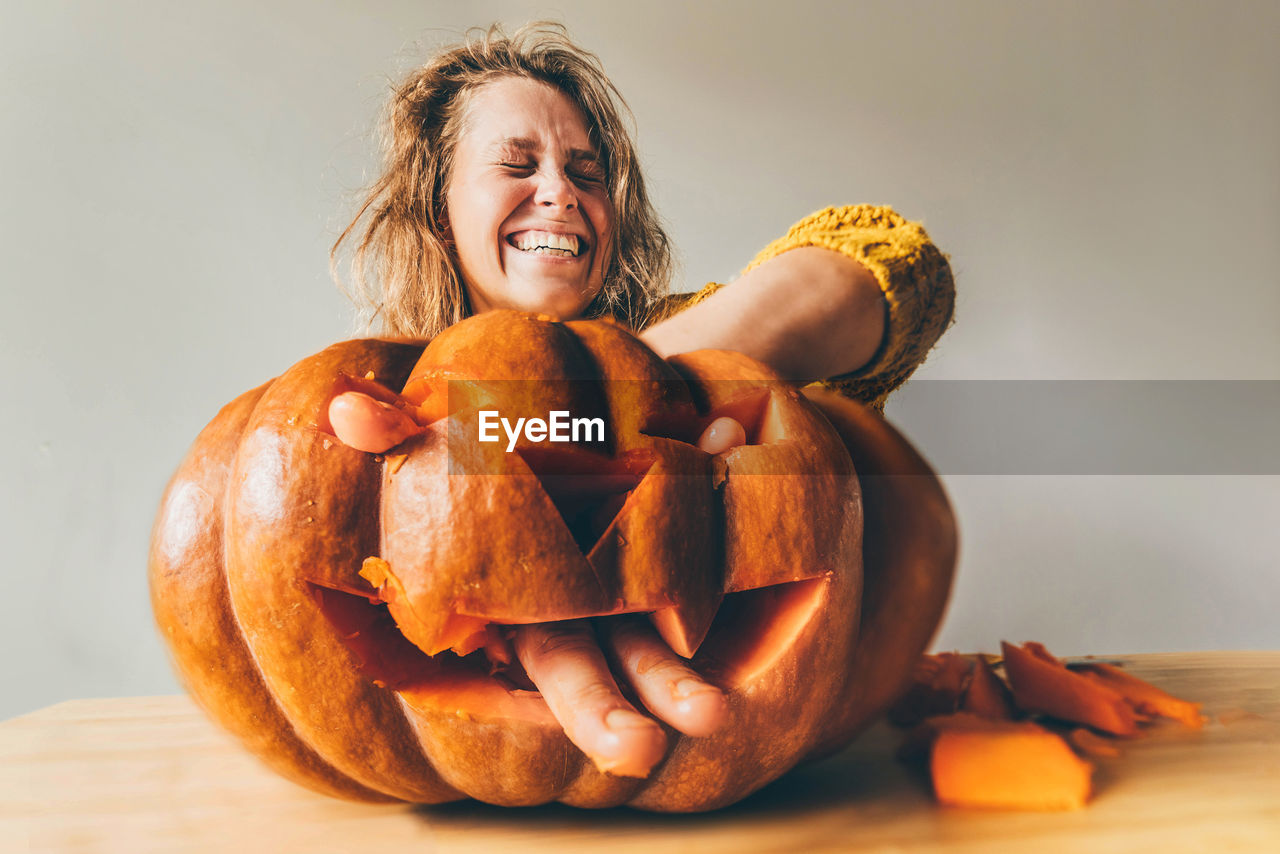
top-left (534, 168), bottom-right (578, 212)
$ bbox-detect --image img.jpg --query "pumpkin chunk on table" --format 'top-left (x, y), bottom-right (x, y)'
top-left (888, 641), bottom-right (1204, 812)
top-left (926, 713), bottom-right (1093, 811)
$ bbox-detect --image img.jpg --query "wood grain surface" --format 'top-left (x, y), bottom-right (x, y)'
top-left (2, 651), bottom-right (1277, 853)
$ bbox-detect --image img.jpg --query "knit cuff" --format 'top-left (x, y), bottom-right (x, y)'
top-left (743, 204), bottom-right (955, 409)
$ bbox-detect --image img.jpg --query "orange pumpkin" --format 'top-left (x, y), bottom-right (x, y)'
top-left (149, 310), bottom-right (957, 811)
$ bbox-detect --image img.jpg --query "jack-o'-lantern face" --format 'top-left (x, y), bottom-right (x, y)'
top-left (148, 310), bottom-right (956, 812)
top-left (366, 313), bottom-right (858, 664)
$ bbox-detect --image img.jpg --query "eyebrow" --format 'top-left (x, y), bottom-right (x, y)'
top-left (491, 136), bottom-right (601, 162)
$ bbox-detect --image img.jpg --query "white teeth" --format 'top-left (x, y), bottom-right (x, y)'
top-left (513, 231), bottom-right (580, 256)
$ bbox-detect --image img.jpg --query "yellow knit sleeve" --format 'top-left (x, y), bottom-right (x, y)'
top-left (646, 205), bottom-right (955, 413)
top-left (746, 204), bottom-right (955, 412)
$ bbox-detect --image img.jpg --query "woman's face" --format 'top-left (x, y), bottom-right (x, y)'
top-left (446, 77), bottom-right (615, 320)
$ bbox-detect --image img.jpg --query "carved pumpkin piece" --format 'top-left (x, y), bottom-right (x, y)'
top-left (148, 310), bottom-right (957, 811)
top-left (364, 313), bottom-right (853, 674)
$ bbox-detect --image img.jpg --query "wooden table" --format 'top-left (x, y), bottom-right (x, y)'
top-left (2, 652), bottom-right (1277, 853)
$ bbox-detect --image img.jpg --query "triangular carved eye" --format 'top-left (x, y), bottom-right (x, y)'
top-left (517, 445), bottom-right (655, 554)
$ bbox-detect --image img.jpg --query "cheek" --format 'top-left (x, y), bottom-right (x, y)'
top-left (593, 200), bottom-right (617, 272)
top-left (448, 200), bottom-right (500, 282)
top-left (448, 180), bottom-right (510, 245)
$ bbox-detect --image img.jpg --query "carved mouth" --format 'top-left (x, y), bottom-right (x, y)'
top-left (308, 383), bottom-right (837, 722)
top-left (309, 575), bottom-right (830, 725)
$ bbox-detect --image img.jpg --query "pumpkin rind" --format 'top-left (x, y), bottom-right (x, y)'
top-left (149, 381), bottom-right (395, 802)
top-left (798, 387), bottom-right (959, 760)
top-left (149, 311), bottom-right (957, 811)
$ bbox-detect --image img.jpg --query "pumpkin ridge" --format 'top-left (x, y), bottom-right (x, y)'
top-left (223, 340), bottom-right (457, 802)
top-left (799, 388), bottom-right (958, 759)
top-left (150, 379), bottom-right (397, 802)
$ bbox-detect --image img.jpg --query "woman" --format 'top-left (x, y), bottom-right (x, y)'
top-left (328, 23), bottom-right (954, 778)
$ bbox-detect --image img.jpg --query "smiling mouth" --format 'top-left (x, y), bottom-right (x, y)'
top-left (507, 231), bottom-right (585, 258)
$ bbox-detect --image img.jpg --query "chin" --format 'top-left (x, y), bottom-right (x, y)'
top-left (507, 282), bottom-right (599, 320)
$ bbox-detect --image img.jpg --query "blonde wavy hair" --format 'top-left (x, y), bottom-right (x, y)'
top-left (332, 22), bottom-right (673, 339)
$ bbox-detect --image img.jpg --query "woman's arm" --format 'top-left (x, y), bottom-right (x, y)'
top-left (642, 205), bottom-right (956, 414)
top-left (640, 246), bottom-right (887, 381)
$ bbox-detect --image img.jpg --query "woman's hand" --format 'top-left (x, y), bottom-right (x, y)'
top-left (328, 388), bottom-right (746, 776)
top-left (512, 617), bottom-right (728, 777)
top-left (509, 416), bottom-right (743, 776)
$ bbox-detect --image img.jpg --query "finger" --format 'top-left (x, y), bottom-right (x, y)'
top-left (697, 416), bottom-right (747, 454)
top-left (328, 391), bottom-right (420, 453)
top-left (602, 616), bottom-right (729, 737)
top-left (482, 626), bottom-right (515, 668)
top-left (513, 621), bottom-right (668, 778)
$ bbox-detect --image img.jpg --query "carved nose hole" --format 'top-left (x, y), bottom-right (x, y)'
top-left (518, 445), bottom-right (654, 554)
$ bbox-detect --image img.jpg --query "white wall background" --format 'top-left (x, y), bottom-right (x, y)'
top-left (2, 0), bottom-right (1276, 719)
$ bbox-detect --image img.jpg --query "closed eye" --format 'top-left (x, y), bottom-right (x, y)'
top-left (499, 162), bottom-right (604, 185)
top-left (571, 169), bottom-right (605, 185)
top-left (570, 157), bottom-right (606, 183)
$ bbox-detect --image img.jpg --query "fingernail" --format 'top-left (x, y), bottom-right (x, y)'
top-left (673, 678), bottom-right (716, 699)
top-left (605, 708), bottom-right (654, 731)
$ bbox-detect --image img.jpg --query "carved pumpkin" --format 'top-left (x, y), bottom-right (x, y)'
top-left (149, 310), bottom-right (957, 812)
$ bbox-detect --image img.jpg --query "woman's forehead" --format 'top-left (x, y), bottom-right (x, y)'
top-left (462, 78), bottom-right (597, 155)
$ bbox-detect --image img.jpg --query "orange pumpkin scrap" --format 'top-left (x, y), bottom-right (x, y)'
top-left (1067, 728), bottom-right (1122, 758)
top-left (1069, 661), bottom-right (1205, 729)
top-left (888, 652), bottom-right (973, 725)
top-left (928, 714), bottom-right (1093, 811)
top-left (1001, 641), bottom-right (1140, 736)
top-left (890, 651), bottom-right (1016, 726)
top-left (149, 311), bottom-right (957, 811)
top-left (961, 654), bottom-right (1015, 720)
top-left (891, 640), bottom-right (1203, 811)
